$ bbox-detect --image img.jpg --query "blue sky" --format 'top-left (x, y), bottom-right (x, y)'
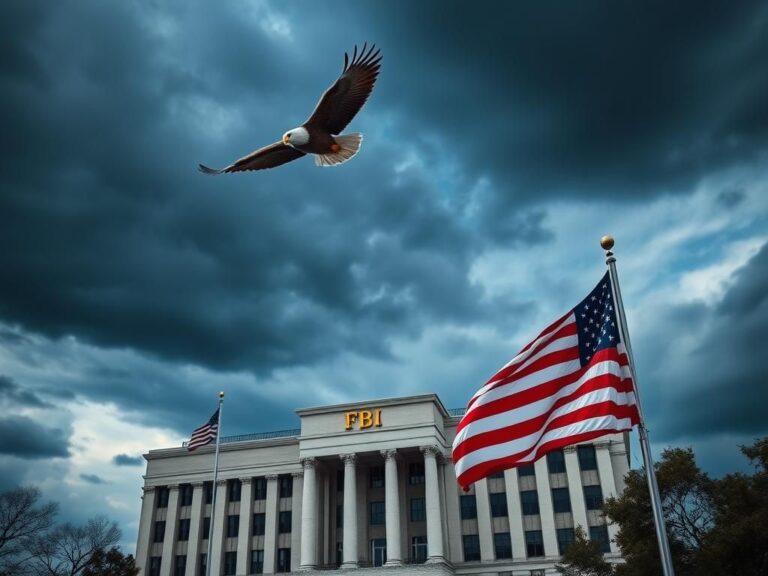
top-left (1, 0), bottom-right (767, 554)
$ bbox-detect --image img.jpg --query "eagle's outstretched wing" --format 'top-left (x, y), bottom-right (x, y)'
top-left (305, 43), bottom-right (382, 135)
top-left (199, 142), bottom-right (306, 174)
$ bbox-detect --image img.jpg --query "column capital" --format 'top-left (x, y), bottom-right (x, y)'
top-left (563, 445), bottom-right (578, 454)
top-left (143, 485), bottom-right (156, 494)
top-left (594, 440), bottom-right (612, 450)
top-left (191, 481), bottom-right (205, 488)
top-left (420, 445), bottom-right (442, 459)
top-left (292, 471), bottom-right (304, 478)
top-left (380, 449), bottom-right (399, 462)
top-left (216, 479), bottom-right (227, 487)
top-left (265, 474), bottom-right (279, 481)
top-left (340, 453), bottom-right (358, 466)
top-left (301, 457), bottom-right (317, 470)
top-left (168, 484), bottom-right (180, 492)
top-left (240, 477), bottom-right (253, 485)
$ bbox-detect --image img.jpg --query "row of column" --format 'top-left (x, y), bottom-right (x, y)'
top-left (298, 445), bottom-right (447, 570)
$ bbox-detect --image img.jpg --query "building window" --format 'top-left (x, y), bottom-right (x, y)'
top-left (228, 479), bottom-right (242, 502)
top-left (411, 536), bottom-right (427, 564)
top-left (557, 528), bottom-right (576, 555)
top-left (547, 449), bottom-right (566, 474)
top-left (337, 469), bottom-right (345, 492)
top-left (369, 466), bottom-right (384, 488)
top-left (156, 487), bottom-right (170, 508)
top-left (409, 497), bottom-right (425, 522)
top-left (552, 487), bottom-right (572, 513)
top-left (370, 539), bottom-right (386, 567)
top-left (278, 511), bottom-right (292, 533)
top-left (408, 462), bottom-right (425, 485)
top-left (584, 485), bottom-right (604, 510)
top-left (278, 475), bottom-right (293, 498)
top-left (202, 517), bottom-right (211, 540)
top-left (224, 552), bottom-right (237, 576)
top-left (250, 550), bottom-right (264, 574)
top-left (336, 543), bottom-right (343, 568)
top-left (174, 555), bottom-right (186, 576)
top-left (460, 494), bottom-right (477, 519)
top-left (227, 515), bottom-right (239, 538)
top-left (463, 534), bottom-right (480, 562)
top-left (589, 525), bottom-right (611, 553)
top-left (521, 490), bottom-right (540, 515)
top-left (178, 519), bottom-right (190, 542)
top-left (204, 482), bottom-right (213, 505)
top-left (254, 477), bottom-right (267, 500)
top-left (494, 532), bottom-right (512, 560)
top-left (199, 554), bottom-right (207, 576)
top-left (369, 501), bottom-right (385, 525)
top-left (253, 513), bottom-right (265, 536)
top-left (276, 548), bottom-right (291, 573)
top-left (490, 492), bottom-right (508, 517)
top-left (578, 445), bottom-right (598, 471)
top-left (518, 464), bottom-right (535, 477)
top-left (149, 557), bottom-right (161, 576)
top-left (525, 530), bottom-right (545, 557)
top-left (489, 470), bottom-right (505, 479)
top-left (153, 521), bottom-right (165, 543)
top-left (336, 504), bottom-right (343, 528)
top-left (179, 484), bottom-right (193, 506)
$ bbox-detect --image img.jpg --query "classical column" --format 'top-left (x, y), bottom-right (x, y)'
top-left (380, 450), bottom-right (402, 565)
top-left (474, 479), bottom-right (495, 561)
top-left (185, 483), bottom-right (205, 576)
top-left (595, 442), bottom-right (620, 553)
top-left (263, 475), bottom-right (279, 574)
top-left (564, 447), bottom-right (590, 534)
top-left (236, 478), bottom-right (254, 576)
top-left (299, 459), bottom-right (318, 570)
top-left (290, 472), bottom-right (304, 571)
top-left (534, 458), bottom-right (558, 557)
top-left (136, 486), bottom-right (156, 576)
top-left (421, 446), bottom-right (445, 563)
top-left (209, 480), bottom-right (228, 576)
top-left (503, 470), bottom-right (527, 560)
top-left (160, 485), bottom-right (180, 576)
top-left (340, 454), bottom-right (358, 568)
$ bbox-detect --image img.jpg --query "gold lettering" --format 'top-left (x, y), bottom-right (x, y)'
top-left (374, 408), bottom-right (382, 427)
top-left (344, 412), bottom-right (357, 431)
top-left (359, 410), bottom-right (373, 429)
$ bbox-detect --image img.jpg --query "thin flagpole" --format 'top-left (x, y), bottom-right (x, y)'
top-left (205, 391), bottom-right (225, 576)
top-left (600, 236), bottom-right (675, 576)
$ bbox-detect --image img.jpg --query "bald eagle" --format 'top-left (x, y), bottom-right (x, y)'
top-left (199, 44), bottom-right (381, 174)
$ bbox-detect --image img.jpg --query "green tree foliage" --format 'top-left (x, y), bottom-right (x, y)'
top-left (82, 548), bottom-right (139, 576)
top-left (555, 526), bottom-right (615, 576)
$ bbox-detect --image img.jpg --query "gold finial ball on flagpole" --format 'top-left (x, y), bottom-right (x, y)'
top-left (600, 235), bottom-right (615, 251)
top-left (218, 391), bottom-right (225, 399)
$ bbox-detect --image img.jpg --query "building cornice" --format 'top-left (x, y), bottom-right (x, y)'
top-left (295, 393), bottom-right (451, 419)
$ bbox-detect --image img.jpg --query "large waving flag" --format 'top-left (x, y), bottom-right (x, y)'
top-left (452, 272), bottom-right (640, 490)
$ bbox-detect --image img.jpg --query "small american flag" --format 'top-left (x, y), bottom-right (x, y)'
top-left (452, 272), bottom-right (640, 489)
top-left (187, 408), bottom-right (220, 451)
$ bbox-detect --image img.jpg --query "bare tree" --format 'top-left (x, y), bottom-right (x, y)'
top-left (0, 486), bottom-right (58, 576)
top-left (32, 517), bottom-right (120, 576)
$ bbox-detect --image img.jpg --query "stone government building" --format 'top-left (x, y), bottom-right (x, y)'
top-left (136, 394), bottom-right (629, 576)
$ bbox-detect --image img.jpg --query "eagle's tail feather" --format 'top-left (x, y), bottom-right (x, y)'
top-left (315, 133), bottom-right (363, 167)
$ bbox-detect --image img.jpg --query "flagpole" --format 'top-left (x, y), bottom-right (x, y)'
top-left (600, 236), bottom-right (675, 576)
top-left (205, 391), bottom-right (225, 576)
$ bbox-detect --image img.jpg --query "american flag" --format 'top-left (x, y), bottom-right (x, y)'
top-left (187, 408), bottom-right (220, 451)
top-left (452, 272), bottom-right (640, 490)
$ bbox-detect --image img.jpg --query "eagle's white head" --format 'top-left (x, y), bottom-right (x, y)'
top-left (282, 127), bottom-right (309, 147)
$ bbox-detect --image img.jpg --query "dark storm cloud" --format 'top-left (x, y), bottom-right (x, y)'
top-left (0, 375), bottom-right (51, 408)
top-left (80, 473), bottom-right (108, 485)
top-left (112, 454), bottom-right (143, 466)
top-left (0, 415), bottom-right (70, 459)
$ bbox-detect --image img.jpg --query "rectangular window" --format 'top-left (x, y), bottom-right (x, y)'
top-left (518, 464), bottom-right (535, 477)
top-left (153, 521), bottom-right (165, 543)
top-left (552, 487), bottom-right (572, 513)
top-left (589, 525), bottom-right (611, 553)
top-left (278, 511), bottom-right (292, 533)
top-left (408, 462), bottom-right (425, 485)
top-left (584, 485), bottom-right (604, 510)
top-left (253, 513), bottom-right (265, 536)
top-left (199, 554), bottom-right (207, 576)
top-left (228, 479), bottom-right (242, 502)
top-left (336, 504), bottom-right (343, 528)
top-left (557, 527), bottom-right (576, 555)
top-left (547, 449), bottom-right (566, 474)
top-left (463, 534), bottom-right (480, 562)
top-left (369, 501), bottom-right (385, 525)
top-left (494, 532), bottom-right (512, 560)
top-left (490, 492), bottom-right (508, 517)
top-left (577, 445), bottom-right (598, 471)
top-left (156, 487), bottom-right (170, 508)
top-left (370, 539), bottom-right (386, 567)
top-left (179, 484), bottom-right (193, 506)
top-left (409, 497), bottom-right (425, 522)
top-left (369, 466), bottom-right (384, 488)
top-left (250, 550), bottom-right (264, 574)
top-left (204, 482), bottom-right (213, 505)
top-left (521, 490), bottom-right (540, 515)
top-left (224, 552), bottom-right (237, 576)
top-left (278, 475), bottom-right (293, 498)
top-left (489, 470), bottom-right (505, 479)
top-left (178, 519), bottom-right (191, 542)
top-left (276, 548), bottom-right (291, 573)
top-left (149, 557), bottom-right (161, 576)
top-left (254, 477), bottom-right (267, 500)
top-left (227, 515), bottom-right (239, 538)
top-left (460, 494), bottom-right (477, 519)
top-left (525, 530), bottom-right (545, 557)
top-left (337, 469), bottom-right (345, 492)
top-left (174, 555), bottom-right (186, 576)
top-left (202, 517), bottom-right (211, 540)
top-left (411, 536), bottom-right (427, 564)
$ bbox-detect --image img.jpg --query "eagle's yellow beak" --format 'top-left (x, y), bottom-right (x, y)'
top-left (282, 135), bottom-right (290, 145)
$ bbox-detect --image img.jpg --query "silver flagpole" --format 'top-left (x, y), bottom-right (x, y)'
top-left (600, 236), bottom-right (675, 576)
top-left (205, 391), bottom-right (225, 576)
